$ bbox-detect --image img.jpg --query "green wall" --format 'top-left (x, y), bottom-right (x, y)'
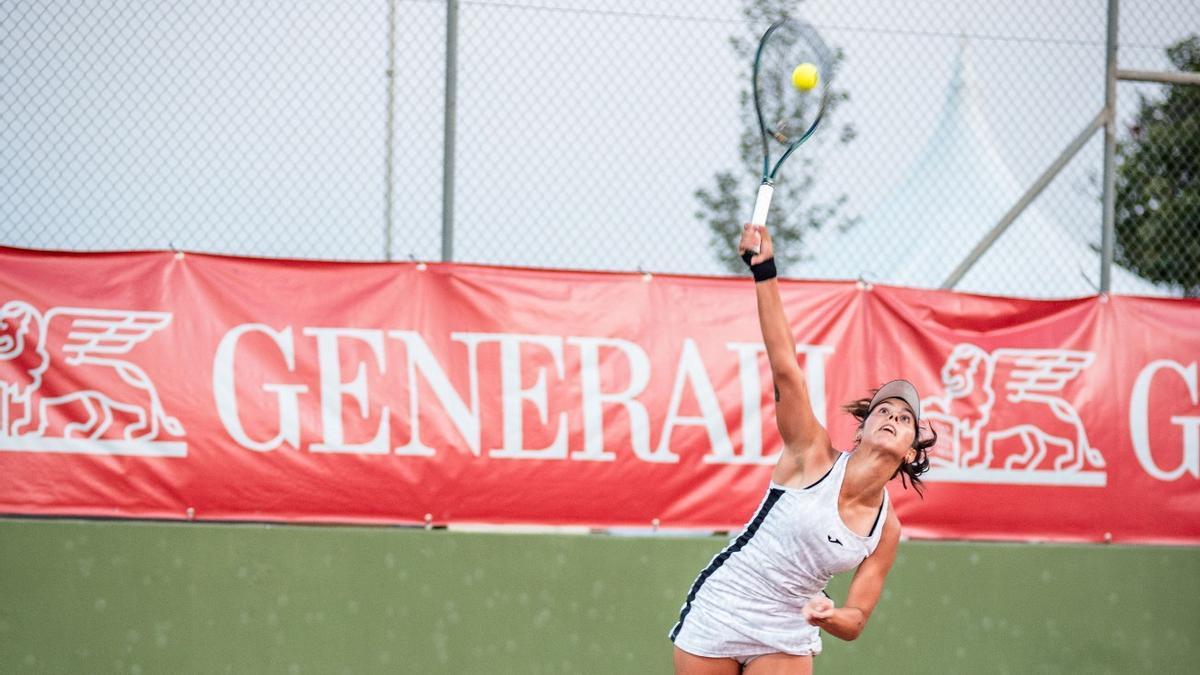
top-left (1, 519), bottom-right (1197, 674)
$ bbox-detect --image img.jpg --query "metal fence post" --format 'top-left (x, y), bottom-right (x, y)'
top-left (384, 0), bottom-right (397, 262)
top-left (1100, 0), bottom-right (1119, 293)
top-left (442, 0), bottom-right (459, 262)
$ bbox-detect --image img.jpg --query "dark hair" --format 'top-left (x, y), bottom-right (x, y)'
top-left (842, 391), bottom-right (937, 497)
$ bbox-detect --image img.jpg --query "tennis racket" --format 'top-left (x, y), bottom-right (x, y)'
top-left (748, 17), bottom-right (833, 252)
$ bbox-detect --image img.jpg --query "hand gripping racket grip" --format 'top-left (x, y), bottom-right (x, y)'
top-left (749, 182), bottom-right (774, 253)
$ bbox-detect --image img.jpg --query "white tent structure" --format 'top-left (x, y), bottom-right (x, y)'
top-left (800, 44), bottom-right (1164, 298)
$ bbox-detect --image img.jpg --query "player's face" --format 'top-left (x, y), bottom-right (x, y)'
top-left (865, 398), bottom-right (916, 454)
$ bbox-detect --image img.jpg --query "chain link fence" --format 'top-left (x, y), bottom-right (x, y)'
top-left (2, 0), bottom-right (1197, 297)
top-left (1113, 4), bottom-right (1200, 296)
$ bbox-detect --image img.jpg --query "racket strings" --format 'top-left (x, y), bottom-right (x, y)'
top-left (753, 18), bottom-right (834, 159)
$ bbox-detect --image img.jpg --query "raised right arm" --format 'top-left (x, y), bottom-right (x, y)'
top-left (738, 224), bottom-right (834, 475)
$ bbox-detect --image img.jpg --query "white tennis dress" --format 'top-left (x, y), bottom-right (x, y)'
top-left (669, 451), bottom-right (888, 658)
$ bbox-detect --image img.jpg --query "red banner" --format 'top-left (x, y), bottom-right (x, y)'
top-left (1, 247), bottom-right (1198, 544)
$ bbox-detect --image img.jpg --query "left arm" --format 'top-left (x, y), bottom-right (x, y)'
top-left (802, 510), bottom-right (901, 641)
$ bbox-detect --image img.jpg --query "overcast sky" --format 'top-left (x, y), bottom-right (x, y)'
top-left (2, 0), bottom-right (1196, 294)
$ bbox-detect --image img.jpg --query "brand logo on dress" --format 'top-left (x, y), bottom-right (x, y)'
top-left (0, 300), bottom-right (185, 457)
top-left (826, 534), bottom-right (843, 546)
top-left (921, 343), bottom-right (1103, 487)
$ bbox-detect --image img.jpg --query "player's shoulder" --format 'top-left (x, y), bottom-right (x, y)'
top-left (864, 507), bottom-right (902, 565)
top-left (881, 507), bottom-right (903, 545)
top-left (771, 439), bottom-right (839, 487)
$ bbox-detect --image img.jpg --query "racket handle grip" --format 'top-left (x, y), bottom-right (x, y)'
top-left (749, 183), bottom-right (774, 253)
top-left (751, 183), bottom-right (774, 226)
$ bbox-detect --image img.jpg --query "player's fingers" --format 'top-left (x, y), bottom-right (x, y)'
top-left (737, 223), bottom-right (755, 252)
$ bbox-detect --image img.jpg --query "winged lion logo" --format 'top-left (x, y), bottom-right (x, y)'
top-left (0, 300), bottom-right (185, 457)
top-left (920, 343), bottom-right (1104, 487)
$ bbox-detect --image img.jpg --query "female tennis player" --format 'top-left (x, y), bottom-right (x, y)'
top-left (668, 223), bottom-right (935, 674)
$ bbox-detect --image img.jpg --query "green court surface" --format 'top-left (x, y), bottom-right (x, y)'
top-left (1, 518), bottom-right (1197, 673)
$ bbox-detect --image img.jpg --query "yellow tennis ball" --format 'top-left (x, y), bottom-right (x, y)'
top-left (792, 62), bottom-right (819, 91)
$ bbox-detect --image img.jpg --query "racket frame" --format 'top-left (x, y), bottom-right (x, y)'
top-left (748, 17), bottom-right (832, 245)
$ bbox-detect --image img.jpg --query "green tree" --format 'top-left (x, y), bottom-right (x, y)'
top-left (696, 0), bottom-right (855, 274)
top-left (1114, 35), bottom-right (1200, 296)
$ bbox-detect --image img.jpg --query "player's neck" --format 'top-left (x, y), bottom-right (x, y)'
top-left (844, 444), bottom-right (895, 503)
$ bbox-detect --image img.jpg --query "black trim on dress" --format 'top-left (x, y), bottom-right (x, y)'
top-left (669, 488), bottom-right (785, 642)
